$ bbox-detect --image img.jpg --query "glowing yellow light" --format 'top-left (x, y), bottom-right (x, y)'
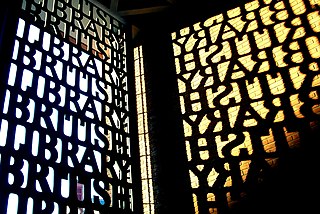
top-left (134, 46), bottom-right (154, 214)
top-left (171, 0), bottom-right (320, 211)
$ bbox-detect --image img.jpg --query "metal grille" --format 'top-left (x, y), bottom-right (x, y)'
top-left (0, 0), bottom-right (134, 213)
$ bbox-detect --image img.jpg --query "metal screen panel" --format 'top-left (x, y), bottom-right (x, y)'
top-left (0, 0), bottom-right (135, 213)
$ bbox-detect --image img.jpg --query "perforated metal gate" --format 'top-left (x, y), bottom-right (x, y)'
top-left (0, 0), bottom-right (137, 213)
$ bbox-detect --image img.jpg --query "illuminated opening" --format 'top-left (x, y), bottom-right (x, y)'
top-left (134, 45), bottom-right (155, 214)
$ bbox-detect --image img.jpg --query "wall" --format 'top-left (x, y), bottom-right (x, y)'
top-left (171, 0), bottom-right (320, 213)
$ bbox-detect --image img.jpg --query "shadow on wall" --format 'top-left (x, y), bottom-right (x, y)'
top-left (171, 0), bottom-right (320, 213)
top-left (228, 125), bottom-right (320, 214)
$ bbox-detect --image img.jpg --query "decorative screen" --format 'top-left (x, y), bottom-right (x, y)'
top-left (172, 0), bottom-right (320, 213)
top-left (0, 0), bottom-right (134, 213)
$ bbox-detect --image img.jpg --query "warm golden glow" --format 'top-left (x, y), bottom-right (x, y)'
top-left (134, 46), bottom-right (155, 214)
top-left (172, 0), bottom-right (320, 213)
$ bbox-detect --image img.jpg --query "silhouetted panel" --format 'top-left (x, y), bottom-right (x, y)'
top-left (0, 0), bottom-right (135, 213)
